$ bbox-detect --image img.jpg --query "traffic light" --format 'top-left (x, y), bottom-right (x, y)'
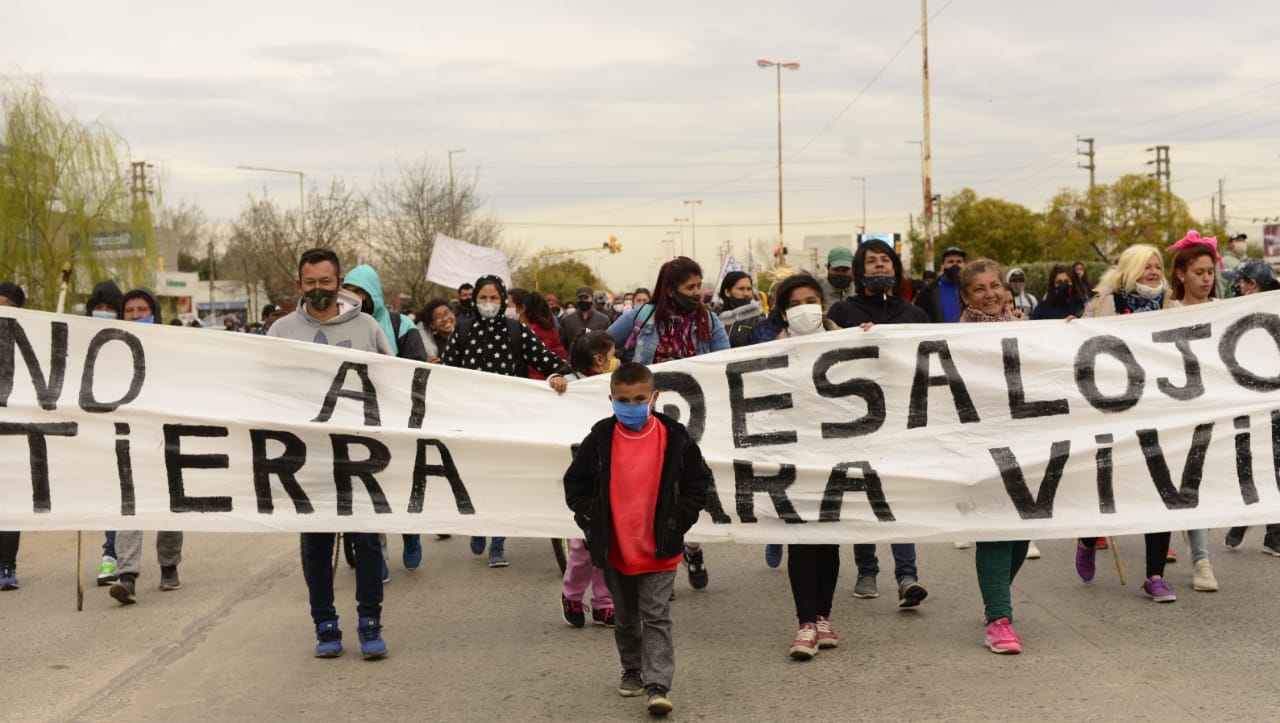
top-left (608, 235), bottom-right (621, 254)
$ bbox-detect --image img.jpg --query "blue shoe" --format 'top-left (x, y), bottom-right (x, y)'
top-left (488, 543), bottom-right (509, 568)
top-left (764, 544), bottom-right (783, 569)
top-left (0, 564), bottom-right (17, 591)
top-left (402, 535), bottom-right (423, 570)
top-left (469, 536), bottom-right (486, 555)
top-left (314, 620), bottom-right (342, 658)
top-left (358, 616), bottom-right (387, 659)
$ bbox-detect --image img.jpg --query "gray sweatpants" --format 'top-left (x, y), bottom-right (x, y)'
top-left (115, 531), bottom-right (183, 577)
top-left (603, 565), bottom-right (676, 692)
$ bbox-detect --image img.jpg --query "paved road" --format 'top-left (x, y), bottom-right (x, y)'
top-left (3, 531), bottom-right (1278, 721)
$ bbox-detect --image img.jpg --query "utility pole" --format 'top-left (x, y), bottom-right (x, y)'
top-left (1076, 136), bottom-right (1095, 190)
top-left (683, 200), bottom-right (702, 265)
top-left (1146, 145), bottom-right (1172, 239)
top-left (920, 0), bottom-right (935, 272)
top-left (1218, 178), bottom-right (1226, 228)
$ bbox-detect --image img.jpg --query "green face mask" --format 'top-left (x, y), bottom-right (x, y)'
top-left (303, 287), bottom-right (339, 312)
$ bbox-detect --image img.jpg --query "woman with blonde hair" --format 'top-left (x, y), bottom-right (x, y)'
top-left (1073, 244), bottom-right (1179, 602)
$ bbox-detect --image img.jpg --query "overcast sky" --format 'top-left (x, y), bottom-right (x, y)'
top-left (6, 1), bottom-right (1278, 289)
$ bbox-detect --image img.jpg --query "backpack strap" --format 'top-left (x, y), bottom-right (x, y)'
top-left (623, 304), bottom-right (656, 354)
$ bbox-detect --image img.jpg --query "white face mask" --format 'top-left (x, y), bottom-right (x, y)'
top-left (504, 306), bottom-right (518, 319)
top-left (785, 304), bottom-right (824, 335)
top-left (91, 310), bottom-right (117, 320)
top-left (612, 303), bottom-right (624, 313)
top-left (477, 302), bottom-right (501, 319)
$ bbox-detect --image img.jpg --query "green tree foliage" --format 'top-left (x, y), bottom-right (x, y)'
top-left (933, 189), bottom-right (1045, 268)
top-left (0, 78), bottom-right (153, 310)
top-left (512, 257), bottom-right (601, 304)
top-left (1040, 174), bottom-right (1200, 261)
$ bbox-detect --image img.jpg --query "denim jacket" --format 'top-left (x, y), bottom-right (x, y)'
top-left (607, 305), bottom-right (730, 364)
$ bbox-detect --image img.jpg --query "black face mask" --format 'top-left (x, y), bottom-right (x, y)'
top-left (1055, 283), bottom-right (1074, 301)
top-left (302, 288), bottom-right (339, 312)
top-left (575, 300), bottom-right (594, 313)
top-left (827, 273), bottom-right (853, 289)
top-left (360, 298), bottom-right (374, 315)
top-left (942, 265), bottom-right (961, 281)
top-left (722, 296), bottom-right (751, 310)
top-left (671, 291), bottom-right (702, 312)
top-left (459, 297), bottom-right (475, 310)
top-left (864, 275), bottom-right (896, 296)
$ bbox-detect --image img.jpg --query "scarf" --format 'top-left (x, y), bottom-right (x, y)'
top-left (654, 307), bottom-right (699, 363)
top-left (958, 306), bottom-right (1017, 323)
top-left (1114, 288), bottom-right (1164, 314)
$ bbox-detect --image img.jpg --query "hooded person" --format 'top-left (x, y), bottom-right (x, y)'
top-left (827, 239), bottom-right (930, 327)
top-left (86, 280), bottom-right (125, 319)
top-left (119, 287), bottom-right (163, 324)
top-left (0, 281), bottom-right (26, 308)
top-left (442, 273), bottom-right (571, 568)
top-left (342, 264), bottom-right (428, 362)
top-left (1004, 268), bottom-right (1037, 316)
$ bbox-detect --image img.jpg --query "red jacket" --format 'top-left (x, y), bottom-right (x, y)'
top-left (528, 322), bottom-right (566, 379)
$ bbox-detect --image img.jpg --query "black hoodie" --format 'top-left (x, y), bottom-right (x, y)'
top-left (85, 280), bottom-right (124, 316)
top-left (827, 240), bottom-right (929, 327)
top-left (120, 287), bottom-right (163, 324)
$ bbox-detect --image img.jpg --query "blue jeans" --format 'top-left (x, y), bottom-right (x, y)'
top-left (102, 530), bottom-right (117, 559)
top-left (301, 532), bottom-right (383, 624)
top-left (853, 543), bottom-right (918, 584)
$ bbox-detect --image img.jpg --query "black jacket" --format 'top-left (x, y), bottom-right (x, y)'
top-left (563, 412), bottom-right (711, 568)
top-left (827, 293), bottom-right (930, 327)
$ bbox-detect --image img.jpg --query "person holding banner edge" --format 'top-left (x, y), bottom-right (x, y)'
top-left (1072, 244), bottom-right (1180, 603)
top-left (608, 257), bottom-right (729, 591)
top-left (443, 274), bottom-right (572, 568)
top-left (268, 247), bottom-right (391, 659)
top-left (955, 258), bottom-right (1032, 653)
top-left (0, 281), bottom-right (26, 591)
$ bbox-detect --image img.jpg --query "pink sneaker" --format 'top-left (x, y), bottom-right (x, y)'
top-left (814, 615), bottom-right (839, 649)
top-left (984, 617), bottom-right (1022, 654)
top-left (789, 623), bottom-right (818, 660)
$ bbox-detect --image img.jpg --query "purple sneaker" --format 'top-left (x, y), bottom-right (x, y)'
top-left (1075, 540), bottom-right (1096, 583)
top-left (1142, 576), bottom-right (1176, 602)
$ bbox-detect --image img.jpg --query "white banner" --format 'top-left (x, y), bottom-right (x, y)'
top-left (2, 295), bottom-right (1279, 542)
top-left (425, 233), bottom-right (512, 290)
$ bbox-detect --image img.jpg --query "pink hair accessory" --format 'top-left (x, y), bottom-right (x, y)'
top-left (1170, 229), bottom-right (1223, 269)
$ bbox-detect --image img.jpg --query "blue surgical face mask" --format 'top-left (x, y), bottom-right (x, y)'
top-left (611, 398), bottom-right (653, 431)
top-left (133, 315), bottom-right (154, 324)
top-left (92, 310), bottom-right (117, 320)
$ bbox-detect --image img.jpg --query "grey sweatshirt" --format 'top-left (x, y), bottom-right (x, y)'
top-left (267, 292), bottom-right (392, 355)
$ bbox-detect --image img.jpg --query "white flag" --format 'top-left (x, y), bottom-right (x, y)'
top-left (426, 233), bottom-right (512, 290)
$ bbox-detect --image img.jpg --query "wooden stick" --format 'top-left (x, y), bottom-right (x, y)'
top-left (1108, 536), bottom-right (1127, 586)
top-left (332, 532), bottom-right (342, 581)
top-left (76, 532), bottom-right (84, 611)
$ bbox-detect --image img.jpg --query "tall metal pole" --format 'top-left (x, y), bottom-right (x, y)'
top-left (684, 200), bottom-right (702, 265)
top-left (920, 0), bottom-right (935, 272)
top-left (776, 64), bottom-right (784, 241)
top-left (237, 165), bottom-right (306, 239)
top-left (852, 176), bottom-right (867, 234)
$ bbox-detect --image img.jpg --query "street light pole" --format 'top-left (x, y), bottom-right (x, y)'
top-left (757, 59), bottom-right (800, 246)
top-left (851, 177), bottom-right (866, 235)
top-left (673, 218), bottom-right (689, 256)
top-left (237, 165), bottom-right (306, 239)
top-left (683, 200), bottom-right (702, 265)
top-left (447, 149), bottom-right (467, 235)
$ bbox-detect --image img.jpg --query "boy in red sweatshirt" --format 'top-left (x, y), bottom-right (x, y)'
top-left (563, 362), bottom-right (710, 717)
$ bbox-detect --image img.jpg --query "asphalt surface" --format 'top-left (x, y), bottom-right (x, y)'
top-left (2, 531), bottom-right (1278, 722)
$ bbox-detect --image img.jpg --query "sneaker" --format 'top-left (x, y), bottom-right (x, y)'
top-left (1192, 559), bottom-right (1218, 592)
top-left (158, 565), bottom-right (182, 591)
top-left (381, 560), bottom-right (391, 584)
top-left (435, 533), bottom-right (452, 540)
top-left (683, 548), bottom-right (708, 590)
top-left (469, 536), bottom-right (486, 555)
top-left (357, 616), bottom-right (387, 659)
top-left (953, 541), bottom-right (971, 549)
top-left (109, 575), bottom-right (137, 605)
top-left (764, 544), bottom-right (783, 569)
top-left (814, 615), bottom-right (839, 649)
top-left (314, 620), bottom-right (343, 658)
top-left (402, 535), bottom-right (423, 570)
top-left (488, 544), bottom-right (508, 568)
top-left (1075, 540), bottom-right (1097, 583)
top-left (898, 579), bottom-right (929, 608)
top-left (561, 595), bottom-right (585, 628)
top-left (645, 685), bottom-right (673, 716)
top-left (96, 556), bottom-right (118, 586)
top-left (984, 617), bottom-right (1022, 654)
top-left (789, 623), bottom-right (819, 660)
top-left (592, 607), bottom-right (616, 628)
top-left (617, 668), bottom-right (644, 697)
top-left (1224, 529), bottom-right (1245, 551)
top-left (1025, 541), bottom-right (1041, 559)
top-left (852, 575), bottom-right (878, 599)
top-left (1262, 541), bottom-right (1280, 557)
top-left (1166, 547), bottom-right (1177, 563)
top-left (1143, 576), bottom-right (1177, 602)
top-left (0, 564), bottom-right (17, 591)
top-left (1095, 537), bottom-right (1109, 550)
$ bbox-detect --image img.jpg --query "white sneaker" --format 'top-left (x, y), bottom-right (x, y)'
top-left (1025, 541), bottom-right (1041, 559)
top-left (1192, 559), bottom-right (1218, 592)
top-left (953, 542), bottom-right (972, 549)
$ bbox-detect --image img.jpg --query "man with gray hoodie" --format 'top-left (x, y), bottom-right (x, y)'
top-left (269, 248), bottom-right (391, 660)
